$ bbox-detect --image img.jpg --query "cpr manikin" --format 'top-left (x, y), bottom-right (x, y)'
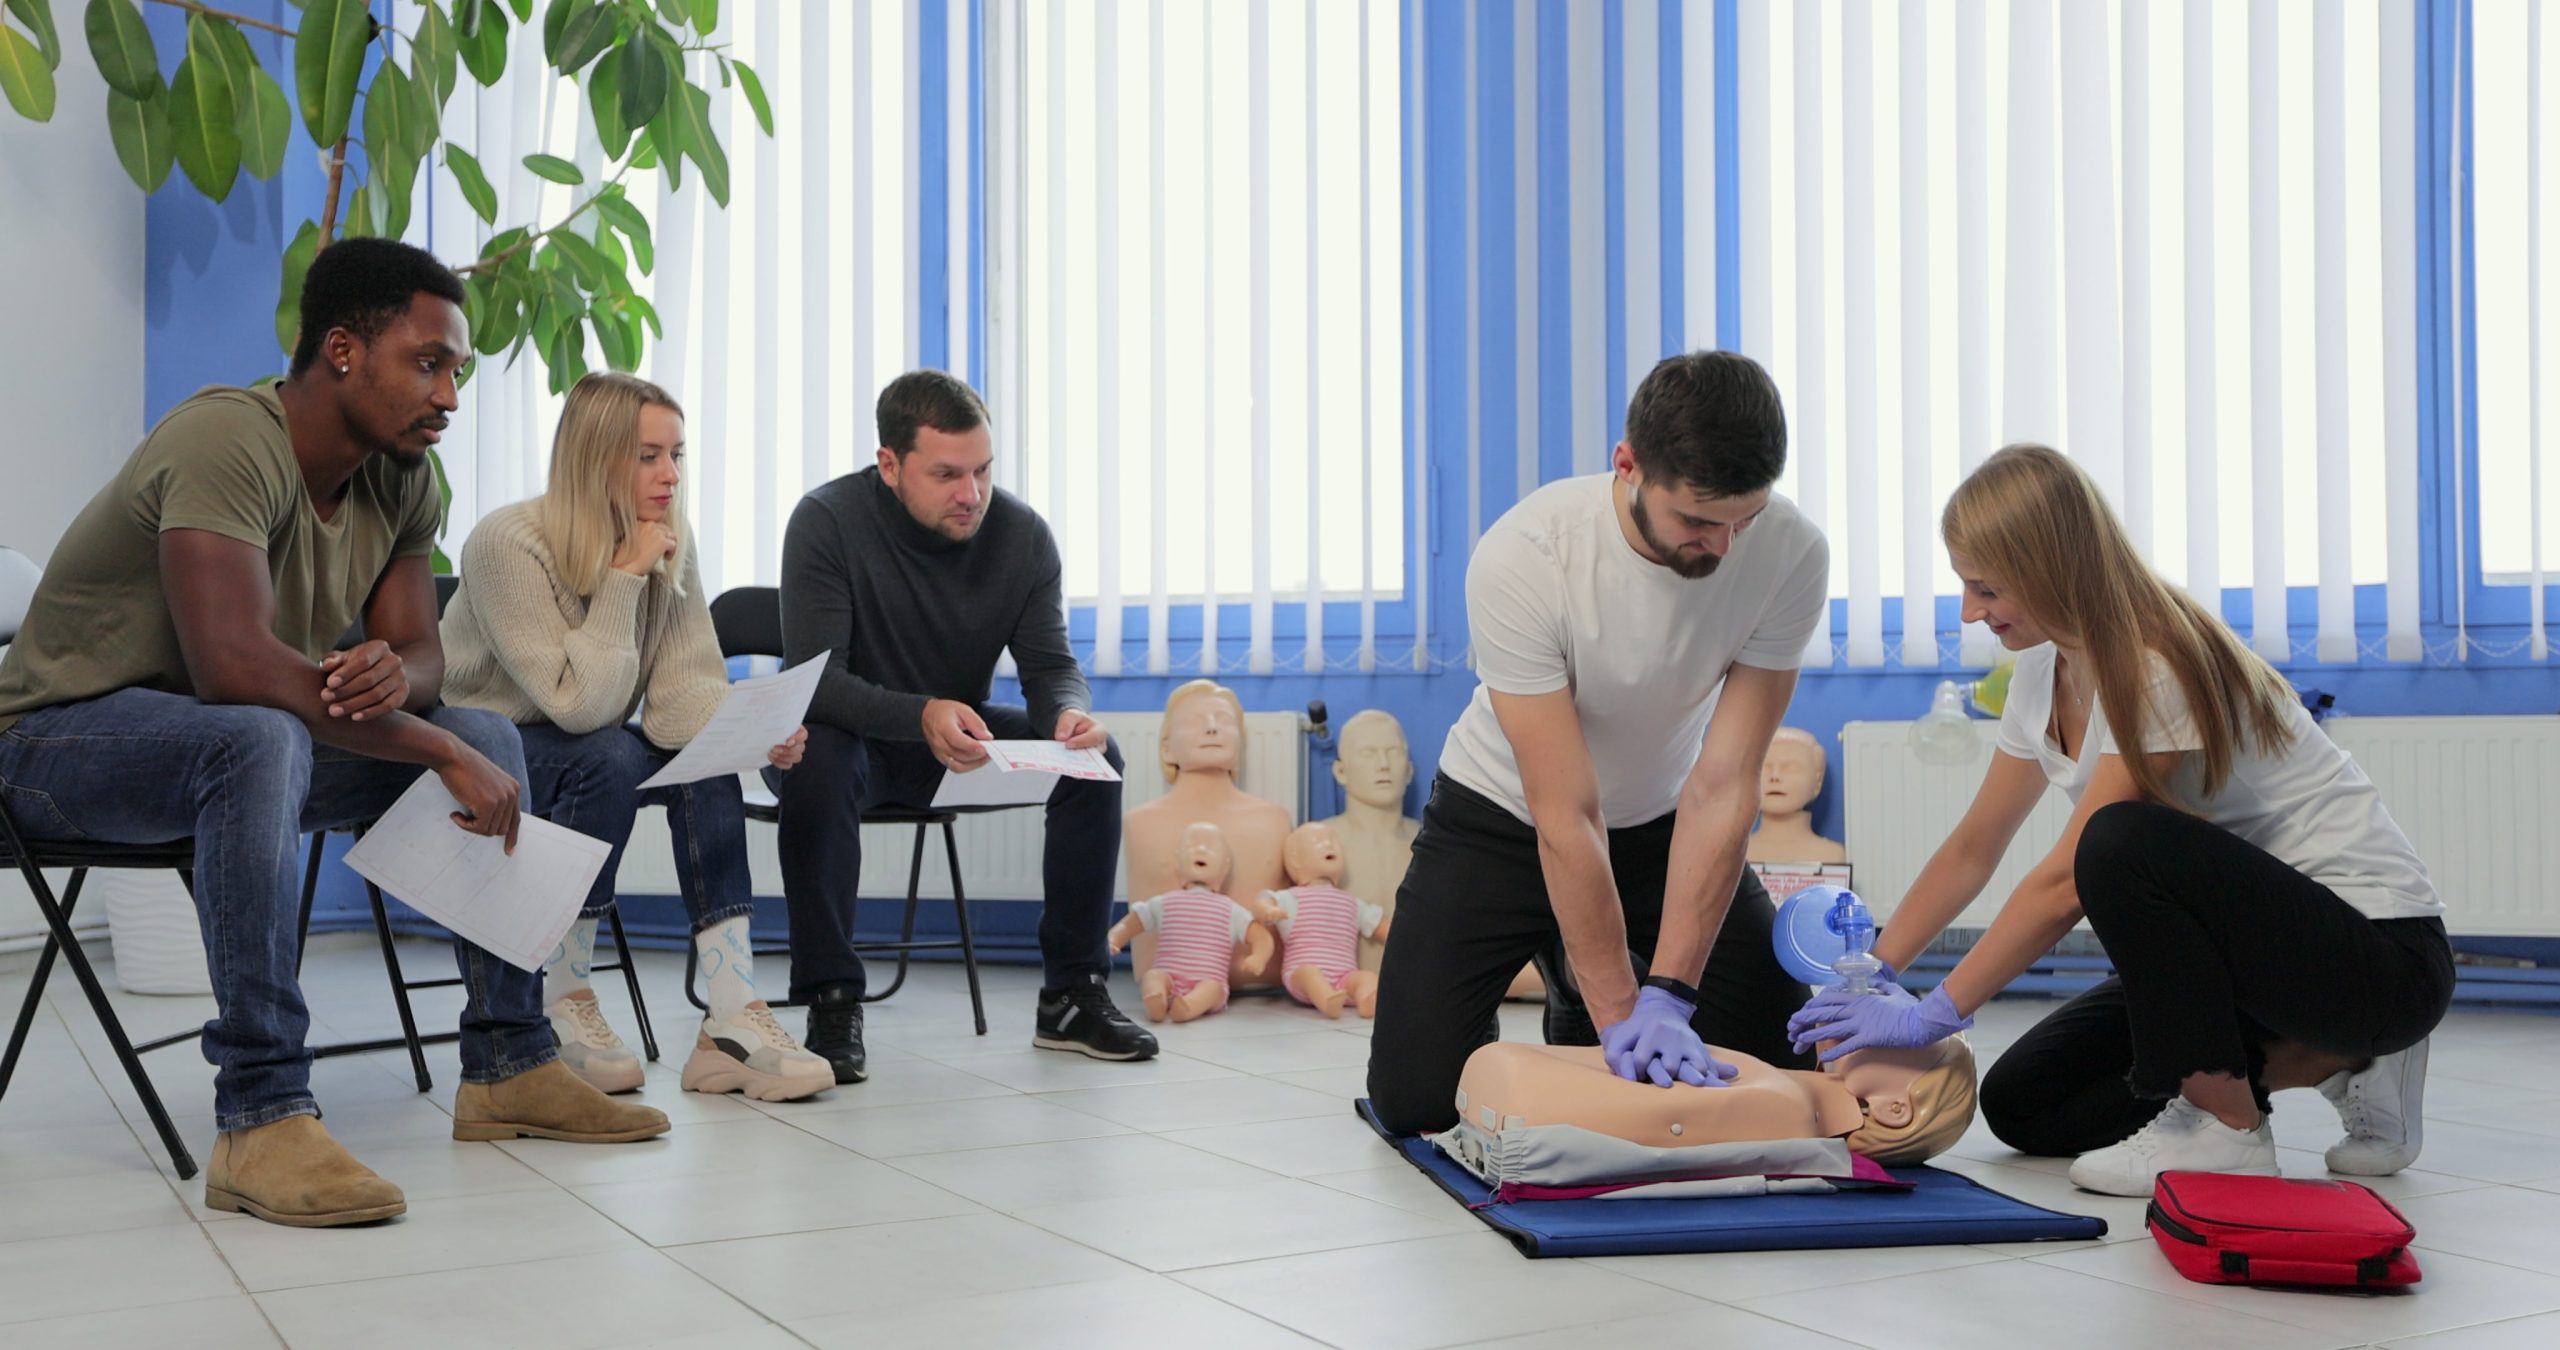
top-left (1124, 680), bottom-right (1292, 988)
top-left (1319, 710), bottom-right (1421, 974)
top-left (1244, 822), bottom-right (1391, 1018)
top-left (1746, 727), bottom-right (1848, 865)
top-left (1107, 821), bottom-right (1273, 1022)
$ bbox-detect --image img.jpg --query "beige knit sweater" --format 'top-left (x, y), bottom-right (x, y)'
top-left (438, 499), bottom-right (728, 748)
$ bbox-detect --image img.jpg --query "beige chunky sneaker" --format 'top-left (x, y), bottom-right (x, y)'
top-left (681, 1003), bottom-right (835, 1102)
top-left (547, 992), bottom-right (645, 1094)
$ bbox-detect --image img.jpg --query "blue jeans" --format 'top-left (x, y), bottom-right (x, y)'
top-left (0, 689), bottom-right (554, 1131)
top-left (514, 722), bottom-right (756, 933)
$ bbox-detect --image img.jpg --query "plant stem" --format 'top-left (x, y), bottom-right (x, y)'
top-left (317, 135), bottom-right (348, 248)
top-left (143, 0), bottom-right (295, 39)
top-left (452, 174), bottom-right (626, 276)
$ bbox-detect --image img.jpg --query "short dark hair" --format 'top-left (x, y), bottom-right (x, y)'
top-left (1622, 350), bottom-right (1789, 498)
top-left (289, 238), bottom-right (467, 377)
top-left (876, 369), bottom-right (990, 458)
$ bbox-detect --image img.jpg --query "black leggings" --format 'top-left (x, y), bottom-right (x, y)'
top-left (1981, 800), bottom-right (2454, 1156)
top-left (1365, 775), bottom-right (1812, 1135)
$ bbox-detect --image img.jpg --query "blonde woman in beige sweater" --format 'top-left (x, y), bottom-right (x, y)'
top-left (441, 372), bottom-right (831, 1102)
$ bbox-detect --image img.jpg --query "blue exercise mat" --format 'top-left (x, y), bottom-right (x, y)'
top-left (1357, 1099), bottom-right (2108, 1259)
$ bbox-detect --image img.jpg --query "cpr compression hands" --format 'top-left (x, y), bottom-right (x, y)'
top-left (1599, 986), bottom-right (1741, 1088)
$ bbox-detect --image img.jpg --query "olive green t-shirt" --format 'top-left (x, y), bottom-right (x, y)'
top-left (0, 385), bottom-right (442, 731)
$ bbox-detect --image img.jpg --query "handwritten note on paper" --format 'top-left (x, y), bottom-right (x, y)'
top-left (928, 740), bottom-right (1124, 810)
top-left (341, 775), bottom-right (612, 973)
top-left (635, 652), bottom-right (828, 791)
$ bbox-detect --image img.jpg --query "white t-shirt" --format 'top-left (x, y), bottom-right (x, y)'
top-left (1438, 474), bottom-right (1830, 826)
top-left (1995, 643), bottom-right (2444, 922)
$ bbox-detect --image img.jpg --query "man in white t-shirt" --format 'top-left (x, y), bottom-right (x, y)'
top-left (1366, 351), bottom-right (1830, 1136)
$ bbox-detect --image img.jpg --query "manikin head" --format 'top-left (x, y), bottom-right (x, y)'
top-left (1332, 710), bottom-right (1414, 814)
top-left (1611, 351), bottom-right (1788, 581)
top-left (1158, 679), bottom-right (1248, 785)
top-left (1281, 822), bottom-right (1347, 888)
top-left (1174, 821), bottom-right (1234, 891)
top-left (1758, 728), bottom-right (1827, 819)
top-left (1830, 1036), bottom-right (1980, 1166)
top-left (288, 237), bottom-right (471, 469)
top-left (875, 370), bottom-right (995, 544)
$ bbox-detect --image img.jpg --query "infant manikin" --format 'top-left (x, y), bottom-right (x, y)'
top-left (1244, 822), bottom-right (1392, 1019)
top-left (1107, 822), bottom-right (1271, 1022)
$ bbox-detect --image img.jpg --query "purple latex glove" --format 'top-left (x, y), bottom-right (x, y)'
top-left (1788, 983), bottom-right (1972, 1062)
top-left (1599, 986), bottom-right (1741, 1088)
top-left (1785, 976), bottom-right (1917, 1046)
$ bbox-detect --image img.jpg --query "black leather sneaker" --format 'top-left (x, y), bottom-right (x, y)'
top-left (803, 982), bottom-right (869, 1084)
top-left (1033, 974), bottom-right (1159, 1061)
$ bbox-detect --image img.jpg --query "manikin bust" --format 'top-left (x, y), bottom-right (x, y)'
top-left (1123, 680), bottom-right (1291, 988)
top-left (1244, 822), bottom-right (1391, 1019)
top-left (1746, 727), bottom-right (1848, 865)
top-left (1107, 821), bottom-right (1273, 1022)
top-left (1319, 709), bottom-right (1422, 974)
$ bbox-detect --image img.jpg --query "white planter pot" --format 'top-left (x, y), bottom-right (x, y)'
top-left (95, 868), bottom-right (214, 996)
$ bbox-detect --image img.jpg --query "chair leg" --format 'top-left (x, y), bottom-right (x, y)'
top-left (0, 866), bottom-right (82, 1101)
top-left (941, 822), bottom-right (987, 1036)
top-left (292, 834), bottom-right (325, 976)
top-left (680, 939), bottom-right (709, 1013)
top-left (29, 866), bottom-right (197, 1179)
top-left (366, 884), bottom-right (433, 1093)
top-left (862, 823), bottom-right (930, 1004)
top-left (604, 908), bottom-right (660, 1061)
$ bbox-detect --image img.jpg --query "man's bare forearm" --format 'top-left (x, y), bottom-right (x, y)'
top-left (1536, 809), bottom-right (1639, 1024)
top-left (1651, 778), bottom-right (1759, 984)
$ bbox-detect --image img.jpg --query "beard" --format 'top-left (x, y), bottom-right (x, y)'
top-left (1629, 490), bottom-right (1722, 579)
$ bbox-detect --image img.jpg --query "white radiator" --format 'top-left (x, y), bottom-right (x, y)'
top-left (614, 711), bottom-right (1303, 904)
top-left (1842, 715), bottom-right (2560, 937)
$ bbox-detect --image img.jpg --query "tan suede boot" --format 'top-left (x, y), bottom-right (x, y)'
top-left (451, 1060), bottom-right (672, 1143)
top-left (204, 1114), bottom-right (407, 1227)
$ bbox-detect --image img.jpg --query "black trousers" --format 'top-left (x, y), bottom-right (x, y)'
top-left (770, 705), bottom-right (1125, 1003)
top-left (1981, 800), bottom-right (2454, 1156)
top-left (1365, 774), bottom-right (1813, 1135)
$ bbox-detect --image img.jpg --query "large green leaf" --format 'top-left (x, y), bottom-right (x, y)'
top-left (731, 57), bottom-right (770, 137)
top-left (167, 27), bottom-right (238, 198)
top-left (445, 145), bottom-right (497, 223)
top-left (208, 23), bottom-right (290, 181)
top-left (293, 0), bottom-right (368, 147)
top-left (653, 0), bottom-right (689, 30)
top-left (364, 64), bottom-right (423, 238)
top-left (586, 43), bottom-right (628, 159)
top-left (503, 0), bottom-right (533, 22)
top-left (414, 0), bottom-right (458, 107)
top-left (546, 229), bottom-right (615, 290)
top-left (522, 151), bottom-right (582, 184)
top-left (275, 218), bottom-right (318, 354)
top-left (691, 0), bottom-right (717, 34)
top-left (0, 22), bottom-right (50, 118)
top-left (5, 0), bottom-right (59, 69)
top-left (553, 0), bottom-right (614, 76)
top-left (540, 0), bottom-right (582, 64)
top-left (669, 79), bottom-right (725, 205)
top-left (616, 28), bottom-right (665, 131)
top-left (339, 181), bottom-right (379, 237)
top-left (81, 0), bottom-right (153, 99)
top-left (594, 191), bottom-right (652, 272)
top-left (104, 83), bottom-right (170, 191)
top-left (457, 0), bottom-right (507, 85)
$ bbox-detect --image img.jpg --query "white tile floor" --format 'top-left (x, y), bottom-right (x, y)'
top-left (4, 938), bottom-right (2558, 1349)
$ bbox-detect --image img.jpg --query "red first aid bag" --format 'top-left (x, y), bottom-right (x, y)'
top-left (2148, 1171), bottom-right (2422, 1288)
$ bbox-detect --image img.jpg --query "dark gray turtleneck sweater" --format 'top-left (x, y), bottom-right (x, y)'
top-left (779, 467), bottom-right (1090, 742)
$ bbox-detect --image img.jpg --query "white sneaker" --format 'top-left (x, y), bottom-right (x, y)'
top-left (681, 1004), bottom-right (836, 1102)
top-left (546, 993), bottom-right (645, 1094)
top-left (2068, 1097), bottom-right (2279, 1197)
top-left (2320, 1037), bottom-right (2429, 1176)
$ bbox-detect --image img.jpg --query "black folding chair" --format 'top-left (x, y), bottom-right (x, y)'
top-left (694, 586), bottom-right (991, 1035)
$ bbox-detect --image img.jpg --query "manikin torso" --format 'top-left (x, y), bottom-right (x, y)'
top-left (1320, 711), bottom-right (1422, 973)
top-left (1124, 685), bottom-right (1290, 987)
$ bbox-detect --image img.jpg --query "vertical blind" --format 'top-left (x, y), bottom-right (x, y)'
top-left (2475, 0), bottom-right (2556, 661)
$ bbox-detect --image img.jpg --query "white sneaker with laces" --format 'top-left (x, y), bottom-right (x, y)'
top-left (681, 1004), bottom-right (835, 1102)
top-left (546, 993), bottom-right (645, 1094)
top-left (2067, 1097), bottom-right (2278, 1197)
top-left (2320, 1037), bottom-right (2429, 1176)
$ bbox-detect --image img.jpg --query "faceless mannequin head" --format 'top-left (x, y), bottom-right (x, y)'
top-left (1332, 710), bottom-right (1414, 813)
top-left (1759, 728), bottom-right (1828, 818)
top-left (1281, 822), bottom-right (1347, 887)
top-left (1159, 679), bottom-right (1248, 785)
top-left (1175, 821), bottom-right (1234, 890)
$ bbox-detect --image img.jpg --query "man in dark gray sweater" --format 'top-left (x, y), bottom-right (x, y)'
top-left (773, 371), bottom-right (1157, 1081)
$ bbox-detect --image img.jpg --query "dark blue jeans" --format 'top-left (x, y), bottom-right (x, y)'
top-left (0, 689), bottom-right (553, 1131)
top-left (770, 704), bottom-right (1123, 1002)
top-left (515, 722), bottom-right (755, 933)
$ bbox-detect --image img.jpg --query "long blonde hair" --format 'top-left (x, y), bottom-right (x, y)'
top-left (538, 372), bottom-right (691, 598)
top-left (1942, 444), bottom-right (2296, 803)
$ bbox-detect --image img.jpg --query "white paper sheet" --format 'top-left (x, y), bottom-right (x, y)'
top-left (341, 775), bottom-right (612, 973)
top-left (635, 652), bottom-right (828, 790)
top-left (928, 740), bottom-right (1122, 809)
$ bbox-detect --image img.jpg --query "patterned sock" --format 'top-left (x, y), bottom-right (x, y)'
top-left (544, 916), bottom-right (600, 1006)
top-left (696, 915), bottom-right (759, 1025)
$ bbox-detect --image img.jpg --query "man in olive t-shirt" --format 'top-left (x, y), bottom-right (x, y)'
top-left (0, 239), bottom-right (666, 1228)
